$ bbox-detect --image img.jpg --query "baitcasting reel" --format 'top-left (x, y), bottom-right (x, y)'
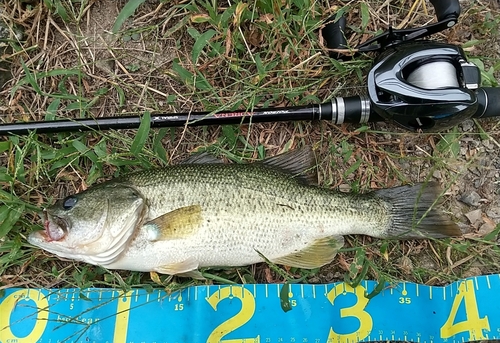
top-left (368, 41), bottom-right (481, 131)
top-left (322, 0), bottom-right (498, 131)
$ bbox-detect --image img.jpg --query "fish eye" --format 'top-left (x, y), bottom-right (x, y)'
top-left (62, 196), bottom-right (78, 210)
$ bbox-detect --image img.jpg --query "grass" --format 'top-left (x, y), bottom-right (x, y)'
top-left (0, 0), bottom-right (499, 295)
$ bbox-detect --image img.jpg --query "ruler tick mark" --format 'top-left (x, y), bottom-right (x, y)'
top-left (486, 274), bottom-right (491, 289)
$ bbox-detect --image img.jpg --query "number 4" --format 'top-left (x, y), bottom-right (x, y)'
top-left (440, 280), bottom-right (490, 340)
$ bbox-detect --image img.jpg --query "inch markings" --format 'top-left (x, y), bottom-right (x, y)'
top-left (0, 276), bottom-right (499, 343)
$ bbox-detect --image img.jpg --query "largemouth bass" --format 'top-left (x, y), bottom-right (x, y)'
top-left (28, 148), bottom-right (461, 277)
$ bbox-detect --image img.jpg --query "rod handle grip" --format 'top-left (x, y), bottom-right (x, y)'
top-left (475, 87), bottom-right (500, 118)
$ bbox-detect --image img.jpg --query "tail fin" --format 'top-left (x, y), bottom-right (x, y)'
top-left (374, 182), bottom-right (461, 239)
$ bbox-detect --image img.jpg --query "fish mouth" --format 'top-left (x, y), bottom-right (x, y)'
top-left (43, 211), bottom-right (68, 242)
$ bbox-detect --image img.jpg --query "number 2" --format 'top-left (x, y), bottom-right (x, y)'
top-left (206, 286), bottom-right (260, 343)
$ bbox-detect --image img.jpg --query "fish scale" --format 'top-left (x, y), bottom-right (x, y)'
top-left (28, 148), bottom-right (460, 276)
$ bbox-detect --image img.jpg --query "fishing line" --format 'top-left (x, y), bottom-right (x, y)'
top-left (406, 61), bottom-right (460, 89)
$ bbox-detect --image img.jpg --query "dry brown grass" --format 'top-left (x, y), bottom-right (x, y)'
top-left (0, 0), bottom-right (499, 290)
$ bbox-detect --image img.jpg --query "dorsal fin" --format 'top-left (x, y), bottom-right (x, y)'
top-left (259, 147), bottom-right (317, 184)
top-left (181, 152), bottom-right (224, 165)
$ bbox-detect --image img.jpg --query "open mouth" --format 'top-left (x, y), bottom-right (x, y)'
top-left (44, 211), bottom-right (68, 242)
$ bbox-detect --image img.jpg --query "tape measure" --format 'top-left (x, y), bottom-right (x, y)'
top-left (1, 275), bottom-right (499, 343)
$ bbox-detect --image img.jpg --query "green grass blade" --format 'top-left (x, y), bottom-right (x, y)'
top-left (360, 3), bottom-right (370, 30)
top-left (45, 99), bottom-right (61, 120)
top-left (0, 141), bottom-right (11, 153)
top-left (153, 129), bottom-right (169, 165)
top-left (130, 112), bottom-right (151, 156)
top-left (112, 0), bottom-right (146, 33)
top-left (20, 59), bottom-right (42, 94)
top-left (0, 205), bottom-right (25, 238)
top-left (190, 28), bottom-right (217, 64)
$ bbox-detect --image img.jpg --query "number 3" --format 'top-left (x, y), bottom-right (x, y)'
top-left (326, 284), bottom-right (373, 343)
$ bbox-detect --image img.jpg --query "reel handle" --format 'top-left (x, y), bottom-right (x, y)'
top-left (429, 0), bottom-right (461, 22)
top-left (322, 15), bottom-right (347, 59)
top-left (322, 0), bottom-right (461, 54)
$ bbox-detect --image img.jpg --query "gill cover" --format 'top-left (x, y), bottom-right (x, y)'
top-left (29, 183), bottom-right (146, 267)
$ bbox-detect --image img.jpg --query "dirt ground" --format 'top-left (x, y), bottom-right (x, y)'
top-left (0, 0), bottom-right (499, 290)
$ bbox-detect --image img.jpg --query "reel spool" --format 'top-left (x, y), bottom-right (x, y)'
top-left (367, 41), bottom-right (481, 131)
top-left (406, 61), bottom-right (460, 89)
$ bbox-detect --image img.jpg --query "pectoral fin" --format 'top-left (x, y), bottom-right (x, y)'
top-left (143, 205), bottom-right (203, 241)
top-left (155, 258), bottom-right (200, 276)
top-left (272, 235), bottom-right (344, 269)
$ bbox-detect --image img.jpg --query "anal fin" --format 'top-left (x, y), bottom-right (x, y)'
top-left (155, 258), bottom-right (200, 276)
top-left (272, 235), bottom-right (344, 269)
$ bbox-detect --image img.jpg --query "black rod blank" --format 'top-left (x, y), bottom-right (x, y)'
top-left (0, 96), bottom-right (379, 136)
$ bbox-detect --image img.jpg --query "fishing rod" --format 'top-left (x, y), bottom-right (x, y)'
top-left (0, 0), bottom-right (498, 136)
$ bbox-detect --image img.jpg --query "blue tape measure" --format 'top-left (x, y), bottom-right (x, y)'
top-left (1, 275), bottom-right (499, 343)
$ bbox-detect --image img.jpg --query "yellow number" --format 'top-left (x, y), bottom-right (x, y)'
top-left (175, 303), bottom-right (184, 311)
top-left (326, 283), bottom-right (373, 343)
top-left (398, 297), bottom-right (411, 304)
top-left (114, 291), bottom-right (132, 343)
top-left (206, 286), bottom-right (260, 343)
top-left (0, 290), bottom-right (49, 342)
top-left (440, 280), bottom-right (489, 340)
